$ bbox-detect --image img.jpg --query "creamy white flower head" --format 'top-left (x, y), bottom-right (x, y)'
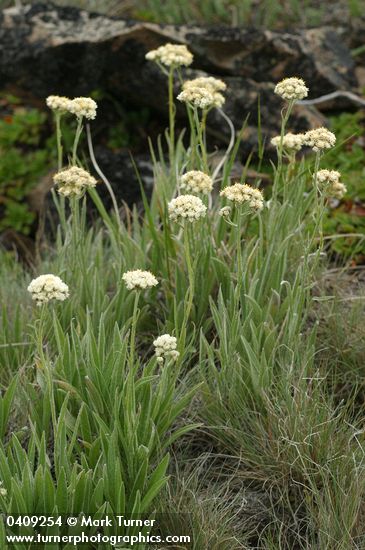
top-left (68, 97), bottom-right (97, 120)
top-left (329, 181), bottom-right (347, 199)
top-left (122, 270), bottom-right (158, 291)
top-left (303, 127), bottom-right (336, 152)
top-left (274, 77), bottom-right (308, 101)
top-left (316, 169), bottom-right (341, 186)
top-left (271, 133), bottom-right (305, 152)
top-left (209, 91), bottom-right (225, 108)
top-left (53, 166), bottom-right (97, 197)
top-left (220, 183), bottom-right (264, 211)
top-left (183, 77), bottom-right (226, 107)
top-left (28, 274), bottom-right (69, 306)
top-left (219, 206), bottom-right (231, 218)
top-left (180, 171), bottom-right (213, 195)
top-left (145, 43), bottom-right (193, 67)
top-left (153, 334), bottom-right (179, 364)
top-left (183, 76), bottom-right (226, 92)
top-left (177, 86), bottom-right (215, 109)
top-left (46, 95), bottom-right (72, 113)
top-left (168, 194), bottom-right (207, 223)
top-left (315, 170), bottom-right (346, 198)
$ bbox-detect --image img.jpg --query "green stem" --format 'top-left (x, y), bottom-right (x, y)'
top-left (236, 209), bottom-right (244, 293)
top-left (201, 109), bottom-right (209, 170)
top-left (71, 198), bottom-right (79, 242)
top-left (72, 116), bottom-right (84, 165)
top-left (36, 308), bottom-right (57, 436)
top-left (305, 152), bottom-right (326, 277)
top-left (312, 152), bottom-right (321, 207)
top-left (168, 68), bottom-right (175, 166)
top-left (129, 291), bottom-right (141, 369)
top-left (186, 106), bottom-right (197, 167)
top-left (54, 113), bottom-right (67, 230)
top-left (55, 113), bottom-right (63, 171)
top-left (273, 99), bottom-right (295, 200)
top-left (311, 152), bottom-right (325, 252)
top-left (179, 226), bottom-right (194, 354)
top-left (194, 108), bottom-right (208, 171)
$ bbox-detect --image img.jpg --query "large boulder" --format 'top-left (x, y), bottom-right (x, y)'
top-left (0, 2), bottom-right (361, 254)
top-left (0, 3), bottom-right (358, 144)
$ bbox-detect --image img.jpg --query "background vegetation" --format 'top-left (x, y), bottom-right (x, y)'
top-left (1, 0), bottom-right (362, 26)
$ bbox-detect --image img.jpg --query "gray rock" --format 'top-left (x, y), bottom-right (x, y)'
top-left (0, 3), bottom-right (357, 145)
top-left (0, 2), bottom-right (359, 250)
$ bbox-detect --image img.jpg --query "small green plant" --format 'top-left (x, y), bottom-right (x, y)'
top-left (0, 96), bottom-right (54, 234)
top-left (107, 107), bottom-right (151, 150)
top-left (324, 112), bottom-right (365, 262)
top-left (26, 0), bottom-right (345, 27)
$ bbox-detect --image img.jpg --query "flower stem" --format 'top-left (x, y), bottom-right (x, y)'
top-left (179, 226), bottom-right (194, 352)
top-left (194, 108), bottom-right (208, 171)
top-left (72, 116), bottom-right (84, 165)
top-left (35, 307), bottom-right (57, 436)
top-left (273, 99), bottom-right (295, 199)
top-left (54, 112), bottom-right (66, 227)
top-left (237, 210), bottom-right (243, 291)
top-left (311, 152), bottom-right (325, 251)
top-left (186, 106), bottom-right (198, 167)
top-left (55, 113), bottom-right (63, 171)
top-left (129, 291), bottom-right (141, 369)
top-left (168, 68), bottom-right (175, 166)
top-left (70, 196), bottom-right (81, 267)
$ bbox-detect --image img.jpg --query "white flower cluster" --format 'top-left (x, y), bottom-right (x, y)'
top-left (53, 166), bottom-right (97, 197)
top-left (182, 77), bottom-right (226, 108)
top-left (145, 43), bottom-right (193, 67)
top-left (68, 97), bottom-right (97, 120)
top-left (184, 76), bottom-right (226, 92)
top-left (316, 169), bottom-right (341, 186)
top-left (219, 206), bottom-right (231, 218)
top-left (122, 270), bottom-right (158, 291)
top-left (220, 184), bottom-right (264, 211)
top-left (316, 169), bottom-right (347, 199)
top-left (271, 132), bottom-right (305, 152)
top-left (153, 334), bottom-right (180, 364)
top-left (303, 127), bottom-right (336, 152)
top-left (46, 95), bottom-right (72, 113)
top-left (27, 274), bottom-right (69, 306)
top-left (177, 86), bottom-right (215, 109)
top-left (168, 195), bottom-right (207, 223)
top-left (180, 170), bottom-right (213, 195)
top-left (274, 77), bottom-right (309, 101)
top-left (329, 181), bottom-right (347, 199)
top-left (46, 95), bottom-right (97, 120)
